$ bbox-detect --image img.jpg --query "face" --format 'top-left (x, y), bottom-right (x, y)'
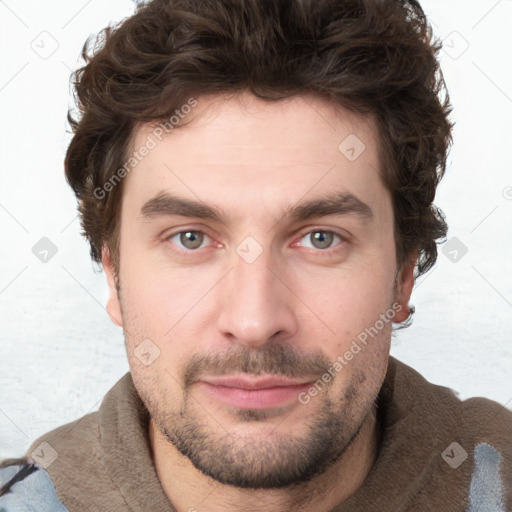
top-left (103, 92), bottom-right (414, 489)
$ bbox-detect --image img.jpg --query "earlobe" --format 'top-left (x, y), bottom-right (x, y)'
top-left (393, 252), bottom-right (417, 323)
top-left (101, 247), bottom-right (123, 327)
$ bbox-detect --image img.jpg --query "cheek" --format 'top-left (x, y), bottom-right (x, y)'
top-left (118, 259), bottom-right (214, 375)
top-left (119, 246), bottom-right (202, 328)
top-left (302, 262), bottom-right (394, 329)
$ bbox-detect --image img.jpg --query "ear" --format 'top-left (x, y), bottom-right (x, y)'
top-left (393, 252), bottom-right (417, 323)
top-left (102, 246), bottom-right (123, 327)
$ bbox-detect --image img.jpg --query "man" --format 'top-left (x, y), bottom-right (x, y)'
top-left (1, 0), bottom-right (510, 510)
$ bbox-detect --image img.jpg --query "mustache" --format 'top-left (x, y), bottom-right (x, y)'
top-left (183, 343), bottom-right (332, 386)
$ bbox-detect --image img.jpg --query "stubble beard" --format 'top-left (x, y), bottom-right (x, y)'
top-left (118, 285), bottom-right (385, 490)
top-left (141, 369), bottom-right (373, 489)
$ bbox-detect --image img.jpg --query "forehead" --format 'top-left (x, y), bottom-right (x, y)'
top-left (122, 92), bottom-right (389, 222)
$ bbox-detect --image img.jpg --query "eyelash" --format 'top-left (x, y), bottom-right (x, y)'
top-left (164, 228), bottom-right (347, 254)
top-left (295, 229), bottom-right (346, 251)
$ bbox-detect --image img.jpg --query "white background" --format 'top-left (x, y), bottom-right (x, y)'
top-left (0, 0), bottom-right (511, 458)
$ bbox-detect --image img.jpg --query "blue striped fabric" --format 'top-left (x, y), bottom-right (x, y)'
top-left (0, 463), bottom-right (68, 512)
top-left (0, 442), bottom-right (509, 511)
top-left (466, 443), bottom-right (508, 512)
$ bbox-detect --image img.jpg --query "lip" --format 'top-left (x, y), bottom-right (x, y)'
top-left (195, 375), bottom-right (313, 410)
top-left (200, 375), bottom-right (311, 389)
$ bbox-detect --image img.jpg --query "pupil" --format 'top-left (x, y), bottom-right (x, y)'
top-left (313, 231), bottom-right (332, 249)
top-left (181, 231), bottom-right (202, 249)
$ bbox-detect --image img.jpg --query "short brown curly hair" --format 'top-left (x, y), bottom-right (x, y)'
top-left (65, 0), bottom-right (451, 286)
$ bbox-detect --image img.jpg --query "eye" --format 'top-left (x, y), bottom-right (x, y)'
top-left (298, 230), bottom-right (344, 250)
top-left (167, 230), bottom-right (211, 250)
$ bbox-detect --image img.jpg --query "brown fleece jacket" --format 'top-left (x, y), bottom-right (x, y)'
top-left (8, 356), bottom-right (512, 511)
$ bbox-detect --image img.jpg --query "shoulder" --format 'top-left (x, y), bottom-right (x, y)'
top-left (27, 409), bottom-right (100, 456)
top-left (398, 357), bottom-right (512, 454)
top-left (389, 357), bottom-right (512, 508)
top-left (0, 373), bottom-right (134, 511)
top-left (461, 394), bottom-right (512, 425)
top-left (0, 458), bottom-right (69, 511)
top-left (0, 411), bottom-right (101, 511)
top-left (390, 356), bottom-right (512, 434)
top-left (460, 396), bottom-right (512, 472)
top-left (419, 364), bottom-right (512, 505)
top-left (458, 398), bottom-right (512, 510)
top-left (459, 395), bottom-right (512, 453)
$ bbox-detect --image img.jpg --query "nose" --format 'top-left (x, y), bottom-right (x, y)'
top-left (215, 246), bottom-right (299, 349)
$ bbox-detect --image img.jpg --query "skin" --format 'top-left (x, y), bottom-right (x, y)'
top-left (102, 91), bottom-right (415, 512)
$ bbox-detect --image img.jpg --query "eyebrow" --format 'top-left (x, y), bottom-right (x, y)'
top-left (139, 191), bottom-right (374, 225)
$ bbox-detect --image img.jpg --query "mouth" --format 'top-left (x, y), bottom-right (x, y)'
top-left (195, 375), bottom-right (313, 410)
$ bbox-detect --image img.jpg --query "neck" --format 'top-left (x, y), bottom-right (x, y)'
top-left (149, 405), bottom-right (380, 512)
